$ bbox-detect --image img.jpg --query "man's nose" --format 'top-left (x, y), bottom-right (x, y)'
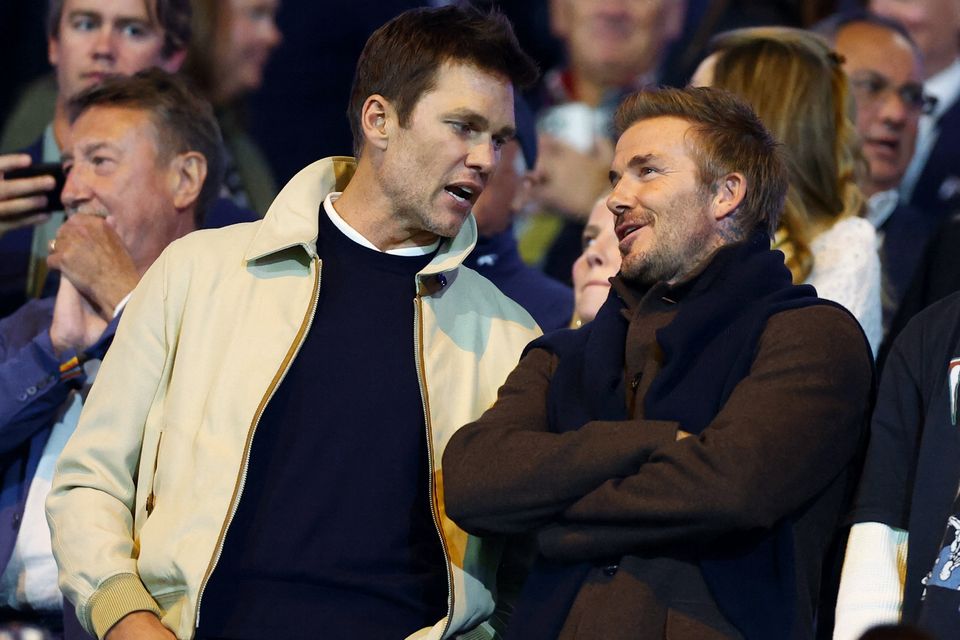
top-left (466, 139), bottom-right (498, 176)
top-left (91, 26), bottom-right (117, 59)
top-left (61, 167), bottom-right (89, 212)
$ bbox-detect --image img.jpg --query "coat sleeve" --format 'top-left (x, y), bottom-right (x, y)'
top-left (0, 301), bottom-right (120, 455)
top-left (535, 305), bottom-right (873, 560)
top-left (45, 250), bottom-right (174, 639)
top-left (442, 347), bottom-right (680, 536)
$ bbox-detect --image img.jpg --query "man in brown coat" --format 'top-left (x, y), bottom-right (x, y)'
top-left (442, 86), bottom-right (875, 640)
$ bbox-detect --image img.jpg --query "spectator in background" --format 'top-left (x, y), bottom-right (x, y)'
top-left (691, 27), bottom-right (883, 354)
top-left (870, 0), bottom-right (960, 220)
top-left (817, 11), bottom-right (939, 338)
top-left (465, 95), bottom-right (573, 332)
top-left (570, 193), bottom-right (618, 327)
top-left (0, 0), bottom-right (190, 317)
top-left (833, 290), bottom-right (960, 640)
top-left (521, 0), bottom-right (687, 286)
top-left (181, 0), bottom-right (281, 215)
top-left (0, 68), bottom-right (221, 640)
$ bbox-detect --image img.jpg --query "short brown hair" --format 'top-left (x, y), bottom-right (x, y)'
top-left (348, 4), bottom-right (539, 156)
top-left (67, 69), bottom-right (224, 221)
top-left (615, 86), bottom-right (788, 237)
top-left (48, 0), bottom-right (191, 59)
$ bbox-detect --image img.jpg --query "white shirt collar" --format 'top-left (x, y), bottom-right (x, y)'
top-left (322, 192), bottom-right (440, 256)
top-left (924, 57), bottom-right (960, 119)
top-left (866, 189), bottom-right (900, 229)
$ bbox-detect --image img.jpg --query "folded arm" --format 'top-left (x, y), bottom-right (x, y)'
top-left (534, 306), bottom-right (873, 560)
top-left (442, 347), bottom-right (679, 536)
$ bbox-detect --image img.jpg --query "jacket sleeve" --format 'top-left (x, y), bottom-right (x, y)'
top-left (832, 522), bottom-right (907, 640)
top-left (45, 251), bottom-right (173, 639)
top-left (535, 305), bottom-right (873, 560)
top-left (0, 303), bottom-right (119, 455)
top-left (442, 348), bottom-right (680, 536)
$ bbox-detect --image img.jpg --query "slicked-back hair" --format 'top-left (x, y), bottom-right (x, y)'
top-left (813, 9), bottom-right (922, 59)
top-left (615, 86), bottom-right (788, 238)
top-left (348, 4), bottom-right (539, 157)
top-left (48, 0), bottom-right (191, 59)
top-left (67, 69), bottom-right (224, 221)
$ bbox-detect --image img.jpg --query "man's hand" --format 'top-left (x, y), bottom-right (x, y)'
top-left (530, 134), bottom-right (614, 223)
top-left (0, 153), bottom-right (56, 235)
top-left (49, 277), bottom-right (108, 356)
top-left (47, 214), bottom-right (138, 318)
top-left (105, 612), bottom-right (176, 640)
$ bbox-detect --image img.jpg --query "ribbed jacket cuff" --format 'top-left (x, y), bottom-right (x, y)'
top-left (88, 573), bottom-right (162, 639)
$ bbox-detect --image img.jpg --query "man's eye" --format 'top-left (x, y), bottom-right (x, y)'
top-left (640, 166), bottom-right (658, 176)
top-left (71, 15), bottom-right (98, 31)
top-left (451, 121), bottom-right (478, 136)
top-left (120, 23), bottom-right (149, 38)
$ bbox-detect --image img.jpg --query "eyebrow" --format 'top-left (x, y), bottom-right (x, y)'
top-left (79, 141), bottom-right (116, 157)
top-left (66, 9), bottom-right (154, 27)
top-left (446, 108), bottom-right (517, 139)
top-left (609, 153), bottom-right (660, 184)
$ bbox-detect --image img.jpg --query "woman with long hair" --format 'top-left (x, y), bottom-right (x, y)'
top-left (691, 27), bottom-right (882, 353)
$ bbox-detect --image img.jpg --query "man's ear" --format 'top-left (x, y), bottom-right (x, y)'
top-left (360, 95), bottom-right (392, 152)
top-left (169, 151), bottom-right (207, 211)
top-left (160, 48), bottom-right (188, 73)
top-left (712, 172), bottom-right (746, 222)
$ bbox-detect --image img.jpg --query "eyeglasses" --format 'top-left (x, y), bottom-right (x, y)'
top-left (849, 71), bottom-right (938, 115)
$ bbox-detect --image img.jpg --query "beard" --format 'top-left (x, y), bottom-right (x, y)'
top-left (619, 191), bottom-right (719, 286)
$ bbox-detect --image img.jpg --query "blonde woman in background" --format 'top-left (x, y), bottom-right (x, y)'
top-left (570, 194), bottom-right (620, 327)
top-left (691, 27), bottom-right (882, 354)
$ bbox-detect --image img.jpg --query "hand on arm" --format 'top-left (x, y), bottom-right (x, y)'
top-left (105, 612), bottom-right (175, 640)
top-left (529, 135), bottom-right (613, 223)
top-left (0, 154), bottom-right (55, 234)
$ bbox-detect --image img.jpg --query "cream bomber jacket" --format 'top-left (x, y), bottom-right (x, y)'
top-left (45, 157), bottom-right (541, 640)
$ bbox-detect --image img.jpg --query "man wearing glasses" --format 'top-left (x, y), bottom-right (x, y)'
top-left (818, 11), bottom-right (939, 337)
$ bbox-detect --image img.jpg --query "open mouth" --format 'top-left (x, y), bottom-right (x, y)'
top-left (615, 222), bottom-right (644, 242)
top-left (444, 183), bottom-right (480, 205)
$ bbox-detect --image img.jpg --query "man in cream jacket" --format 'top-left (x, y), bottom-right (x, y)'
top-left (46, 6), bottom-right (540, 640)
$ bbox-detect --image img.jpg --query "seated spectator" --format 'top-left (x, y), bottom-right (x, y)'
top-left (691, 27), bottom-right (883, 354)
top-left (834, 291), bottom-right (960, 639)
top-left (817, 10), bottom-right (940, 337)
top-left (181, 0), bottom-right (282, 214)
top-left (0, 68), bottom-right (222, 640)
top-left (466, 95), bottom-right (573, 332)
top-left (0, 0), bottom-right (191, 318)
top-left (0, 0), bottom-right (255, 321)
top-left (570, 194), bottom-right (619, 327)
top-left (870, 0), bottom-right (960, 221)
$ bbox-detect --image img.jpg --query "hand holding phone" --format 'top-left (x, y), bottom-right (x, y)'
top-left (0, 154), bottom-right (64, 234)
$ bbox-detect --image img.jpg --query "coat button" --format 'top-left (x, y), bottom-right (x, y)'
top-left (602, 563), bottom-right (618, 576)
top-left (11, 513), bottom-right (21, 529)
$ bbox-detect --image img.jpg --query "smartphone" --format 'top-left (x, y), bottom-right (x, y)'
top-left (5, 162), bottom-right (66, 213)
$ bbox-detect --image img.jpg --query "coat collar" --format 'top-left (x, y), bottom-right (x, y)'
top-left (244, 156), bottom-right (478, 274)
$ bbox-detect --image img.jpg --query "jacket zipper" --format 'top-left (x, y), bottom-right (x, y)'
top-left (193, 255), bottom-right (322, 629)
top-left (414, 289), bottom-right (454, 639)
